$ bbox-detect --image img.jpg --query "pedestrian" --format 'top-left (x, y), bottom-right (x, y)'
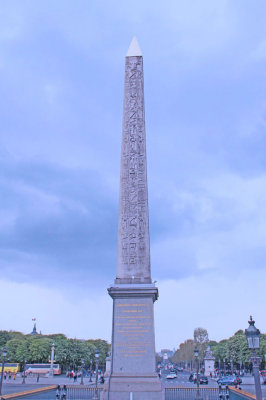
top-left (74, 372), bottom-right (77, 382)
top-left (4, 372), bottom-right (7, 380)
top-left (13, 373), bottom-right (16, 380)
top-left (8, 371), bottom-right (11, 380)
top-left (37, 373), bottom-right (40, 382)
top-left (61, 385), bottom-right (67, 400)
top-left (56, 385), bottom-right (61, 399)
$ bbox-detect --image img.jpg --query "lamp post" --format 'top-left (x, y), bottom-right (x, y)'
top-left (194, 347), bottom-right (202, 400)
top-left (93, 349), bottom-right (99, 400)
top-left (22, 358), bottom-right (27, 384)
top-left (0, 347), bottom-right (7, 396)
top-left (223, 358), bottom-right (226, 375)
top-left (80, 359), bottom-right (84, 385)
top-left (49, 343), bottom-right (55, 376)
top-left (245, 316), bottom-right (262, 400)
top-left (89, 359), bottom-right (93, 382)
top-left (230, 357), bottom-right (233, 374)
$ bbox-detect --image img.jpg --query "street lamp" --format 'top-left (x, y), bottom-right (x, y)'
top-left (0, 347), bottom-right (7, 396)
top-left (223, 358), bottom-right (226, 375)
top-left (194, 347), bottom-right (202, 400)
top-left (230, 357), bottom-right (233, 374)
top-left (93, 349), bottom-right (100, 400)
top-left (49, 343), bottom-right (55, 376)
top-left (245, 316), bottom-right (262, 400)
top-left (89, 359), bottom-right (93, 382)
top-left (80, 359), bottom-right (84, 385)
top-left (22, 358), bottom-right (27, 384)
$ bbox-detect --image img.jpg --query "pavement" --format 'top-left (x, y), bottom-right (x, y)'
top-left (1, 371), bottom-right (266, 399)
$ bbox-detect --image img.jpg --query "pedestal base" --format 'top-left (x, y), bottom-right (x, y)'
top-left (101, 374), bottom-right (163, 400)
top-left (104, 284), bottom-right (163, 400)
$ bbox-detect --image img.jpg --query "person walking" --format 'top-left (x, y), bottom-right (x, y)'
top-left (13, 373), bottom-right (16, 380)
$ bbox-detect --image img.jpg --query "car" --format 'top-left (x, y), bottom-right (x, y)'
top-left (200, 376), bottom-right (208, 385)
top-left (194, 375), bottom-right (208, 385)
top-left (167, 372), bottom-right (177, 379)
top-left (189, 372), bottom-right (197, 382)
top-left (217, 376), bottom-right (242, 386)
top-left (177, 367), bottom-right (184, 372)
top-left (260, 370), bottom-right (266, 377)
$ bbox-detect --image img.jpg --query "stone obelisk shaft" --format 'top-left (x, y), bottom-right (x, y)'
top-left (116, 43), bottom-right (151, 284)
top-left (104, 38), bottom-right (162, 400)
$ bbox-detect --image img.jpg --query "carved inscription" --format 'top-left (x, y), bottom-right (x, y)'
top-left (113, 299), bottom-right (154, 364)
top-left (117, 55), bottom-right (151, 281)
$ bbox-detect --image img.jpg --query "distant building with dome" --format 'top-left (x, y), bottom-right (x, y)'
top-left (30, 319), bottom-right (39, 335)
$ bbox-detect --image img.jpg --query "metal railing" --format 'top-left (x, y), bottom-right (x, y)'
top-left (66, 385), bottom-right (103, 399)
top-left (165, 387), bottom-right (220, 400)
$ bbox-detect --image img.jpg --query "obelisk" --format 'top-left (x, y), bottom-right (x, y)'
top-left (103, 37), bottom-right (162, 400)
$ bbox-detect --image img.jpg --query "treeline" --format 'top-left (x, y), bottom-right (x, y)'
top-left (172, 328), bottom-right (266, 368)
top-left (0, 331), bottom-right (110, 371)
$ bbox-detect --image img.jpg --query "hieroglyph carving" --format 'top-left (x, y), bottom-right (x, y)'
top-left (116, 56), bottom-right (151, 282)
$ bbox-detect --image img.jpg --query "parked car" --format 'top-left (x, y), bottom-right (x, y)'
top-left (194, 375), bottom-right (208, 385)
top-left (217, 376), bottom-right (242, 386)
top-left (167, 372), bottom-right (177, 379)
top-left (177, 367), bottom-right (184, 372)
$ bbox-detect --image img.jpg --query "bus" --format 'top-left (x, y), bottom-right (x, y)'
top-left (0, 363), bottom-right (20, 373)
top-left (25, 363), bottom-right (61, 375)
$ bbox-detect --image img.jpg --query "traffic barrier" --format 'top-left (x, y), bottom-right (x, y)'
top-left (66, 385), bottom-right (103, 399)
top-left (165, 386), bottom-right (219, 400)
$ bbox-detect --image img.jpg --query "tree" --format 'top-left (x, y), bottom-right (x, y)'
top-left (0, 331), bottom-right (12, 347)
top-left (28, 338), bottom-right (50, 363)
top-left (194, 327), bottom-right (209, 361)
top-left (0, 330), bottom-right (110, 371)
top-left (172, 339), bottom-right (194, 368)
top-left (6, 339), bottom-right (25, 362)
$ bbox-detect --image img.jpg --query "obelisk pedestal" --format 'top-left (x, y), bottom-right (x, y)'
top-left (102, 37), bottom-right (162, 400)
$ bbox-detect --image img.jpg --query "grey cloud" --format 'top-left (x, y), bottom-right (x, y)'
top-left (0, 156), bottom-right (118, 285)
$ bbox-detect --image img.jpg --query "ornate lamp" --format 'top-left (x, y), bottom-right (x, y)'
top-left (245, 316), bottom-right (260, 349)
top-left (245, 316), bottom-right (262, 400)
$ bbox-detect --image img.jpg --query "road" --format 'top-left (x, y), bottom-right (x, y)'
top-left (161, 369), bottom-right (217, 387)
top-left (161, 369), bottom-right (266, 397)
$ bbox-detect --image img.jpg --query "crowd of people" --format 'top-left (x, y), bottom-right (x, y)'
top-left (3, 371), bottom-right (17, 381)
top-left (66, 369), bottom-right (105, 384)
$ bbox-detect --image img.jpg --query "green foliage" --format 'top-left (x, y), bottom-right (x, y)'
top-left (174, 328), bottom-right (266, 369)
top-left (28, 338), bottom-right (50, 363)
top-left (0, 330), bottom-right (110, 371)
top-left (6, 339), bottom-right (26, 362)
top-left (0, 331), bottom-right (12, 347)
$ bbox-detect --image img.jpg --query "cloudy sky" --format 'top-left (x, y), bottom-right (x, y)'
top-left (1, 0), bottom-right (266, 350)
